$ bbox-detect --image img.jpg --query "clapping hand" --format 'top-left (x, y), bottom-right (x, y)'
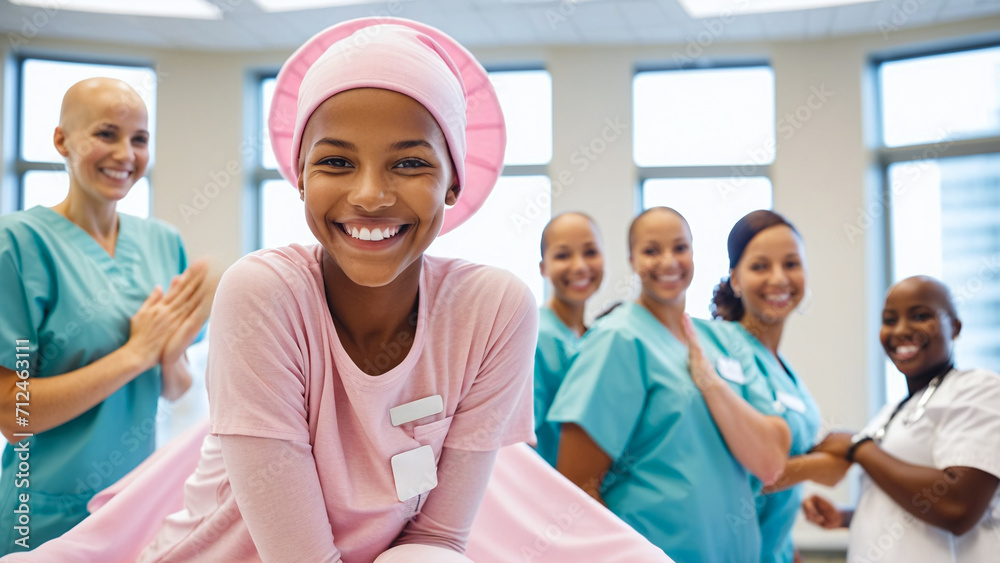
top-left (160, 258), bottom-right (216, 367)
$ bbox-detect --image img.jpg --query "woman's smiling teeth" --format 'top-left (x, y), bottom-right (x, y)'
top-left (101, 169), bottom-right (130, 180)
top-left (340, 223), bottom-right (403, 241)
top-left (765, 293), bottom-right (791, 305)
top-left (657, 273), bottom-right (682, 283)
top-left (894, 344), bottom-right (920, 361)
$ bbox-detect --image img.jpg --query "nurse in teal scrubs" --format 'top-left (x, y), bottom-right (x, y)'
top-left (0, 78), bottom-right (212, 552)
top-left (549, 207), bottom-right (791, 563)
top-left (533, 212), bottom-right (604, 467)
top-left (711, 210), bottom-right (849, 563)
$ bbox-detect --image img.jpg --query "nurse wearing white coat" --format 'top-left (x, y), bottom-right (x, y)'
top-left (804, 275), bottom-right (1000, 563)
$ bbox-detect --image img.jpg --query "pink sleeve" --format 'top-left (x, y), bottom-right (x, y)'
top-left (444, 277), bottom-right (537, 451)
top-left (220, 434), bottom-right (341, 563)
top-left (207, 255), bottom-right (311, 443)
top-left (393, 447), bottom-right (498, 553)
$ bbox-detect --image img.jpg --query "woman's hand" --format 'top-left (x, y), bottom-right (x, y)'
top-left (161, 259), bottom-right (215, 367)
top-left (680, 314), bottom-right (790, 485)
top-left (125, 259), bottom-right (215, 373)
top-left (802, 494), bottom-right (847, 529)
top-left (810, 432), bottom-right (854, 459)
top-left (683, 314), bottom-right (723, 392)
top-left (124, 285), bottom-right (179, 372)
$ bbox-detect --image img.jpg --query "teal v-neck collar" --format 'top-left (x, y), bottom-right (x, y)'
top-left (30, 206), bottom-right (138, 272)
top-left (625, 301), bottom-right (686, 352)
top-left (733, 322), bottom-right (799, 385)
top-left (541, 306), bottom-right (581, 341)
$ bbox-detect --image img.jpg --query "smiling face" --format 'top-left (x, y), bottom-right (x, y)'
top-left (629, 208), bottom-right (693, 308)
top-left (297, 88), bottom-right (458, 287)
top-left (540, 213), bottom-right (604, 307)
top-left (731, 225), bottom-right (806, 326)
top-left (880, 276), bottom-right (961, 378)
top-left (54, 79), bottom-right (149, 205)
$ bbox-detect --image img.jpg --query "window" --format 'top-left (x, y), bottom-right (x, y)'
top-left (427, 69), bottom-right (553, 306)
top-left (255, 75), bottom-right (304, 249)
top-left (13, 58), bottom-right (157, 217)
top-left (257, 69), bottom-right (554, 306)
top-left (879, 45), bottom-right (1000, 404)
top-left (634, 65), bottom-right (776, 318)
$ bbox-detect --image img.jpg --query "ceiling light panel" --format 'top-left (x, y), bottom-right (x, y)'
top-left (10, 0), bottom-right (222, 19)
top-left (251, 0), bottom-right (395, 12)
top-left (678, 0), bottom-right (878, 19)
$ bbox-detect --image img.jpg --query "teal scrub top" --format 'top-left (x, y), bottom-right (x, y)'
top-left (533, 307), bottom-right (580, 467)
top-left (0, 206), bottom-right (187, 552)
top-left (548, 302), bottom-right (778, 563)
top-left (730, 322), bottom-right (822, 563)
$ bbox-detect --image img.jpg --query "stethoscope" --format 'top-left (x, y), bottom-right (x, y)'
top-left (872, 367), bottom-right (956, 443)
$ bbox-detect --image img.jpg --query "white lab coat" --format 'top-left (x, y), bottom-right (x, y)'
top-left (849, 368), bottom-right (1000, 563)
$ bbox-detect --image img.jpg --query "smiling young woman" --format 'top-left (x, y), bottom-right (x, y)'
top-left (0, 78), bottom-right (211, 552)
top-left (710, 210), bottom-right (834, 563)
top-left (548, 206), bottom-right (791, 563)
top-left (806, 276), bottom-right (1000, 563)
top-left (131, 18), bottom-right (537, 563)
top-left (533, 212), bottom-right (604, 467)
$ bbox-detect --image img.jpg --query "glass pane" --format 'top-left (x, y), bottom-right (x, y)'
top-left (260, 179), bottom-right (316, 248)
top-left (428, 175), bottom-right (550, 307)
top-left (261, 77), bottom-right (278, 170)
top-left (888, 153), bottom-right (1000, 401)
top-left (23, 170), bottom-right (149, 218)
top-left (489, 70), bottom-right (553, 166)
top-left (634, 67), bottom-right (775, 167)
top-left (21, 59), bottom-right (158, 164)
top-left (881, 46), bottom-right (1000, 147)
top-left (642, 177), bottom-right (773, 319)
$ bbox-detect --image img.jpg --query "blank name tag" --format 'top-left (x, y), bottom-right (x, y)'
top-left (777, 391), bottom-right (807, 413)
top-left (716, 357), bottom-right (746, 384)
top-left (390, 395), bottom-right (443, 427)
top-left (390, 445), bottom-right (438, 502)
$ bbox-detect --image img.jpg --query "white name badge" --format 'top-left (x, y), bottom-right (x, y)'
top-left (390, 445), bottom-right (438, 502)
top-left (390, 395), bottom-right (443, 427)
top-left (777, 391), bottom-right (807, 414)
top-left (772, 400), bottom-right (787, 414)
top-left (715, 357), bottom-right (746, 384)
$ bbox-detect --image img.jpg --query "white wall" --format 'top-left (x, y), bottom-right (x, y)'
top-left (2, 14), bottom-right (999, 549)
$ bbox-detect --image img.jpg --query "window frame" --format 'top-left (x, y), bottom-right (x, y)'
top-left (874, 42), bottom-right (1000, 406)
top-left (252, 71), bottom-right (282, 251)
top-left (485, 64), bottom-right (553, 177)
top-left (633, 60), bottom-right (775, 207)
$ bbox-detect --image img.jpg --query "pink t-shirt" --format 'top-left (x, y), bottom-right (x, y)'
top-left (140, 245), bottom-right (536, 562)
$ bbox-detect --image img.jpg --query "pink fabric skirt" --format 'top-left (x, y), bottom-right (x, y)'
top-left (2, 421), bottom-right (670, 562)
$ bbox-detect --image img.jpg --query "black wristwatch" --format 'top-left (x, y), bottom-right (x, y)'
top-left (847, 432), bottom-right (873, 462)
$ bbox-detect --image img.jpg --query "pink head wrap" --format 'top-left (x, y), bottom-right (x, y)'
top-left (269, 17), bottom-right (506, 235)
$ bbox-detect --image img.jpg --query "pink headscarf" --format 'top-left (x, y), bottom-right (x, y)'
top-left (269, 18), bottom-right (506, 235)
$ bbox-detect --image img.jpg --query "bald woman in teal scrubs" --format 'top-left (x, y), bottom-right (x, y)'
top-left (549, 207), bottom-right (791, 563)
top-left (533, 212), bottom-right (604, 466)
top-left (0, 78), bottom-right (211, 552)
top-left (712, 210), bottom-right (849, 563)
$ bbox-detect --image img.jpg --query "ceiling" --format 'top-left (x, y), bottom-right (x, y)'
top-left (1, 0), bottom-right (999, 52)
